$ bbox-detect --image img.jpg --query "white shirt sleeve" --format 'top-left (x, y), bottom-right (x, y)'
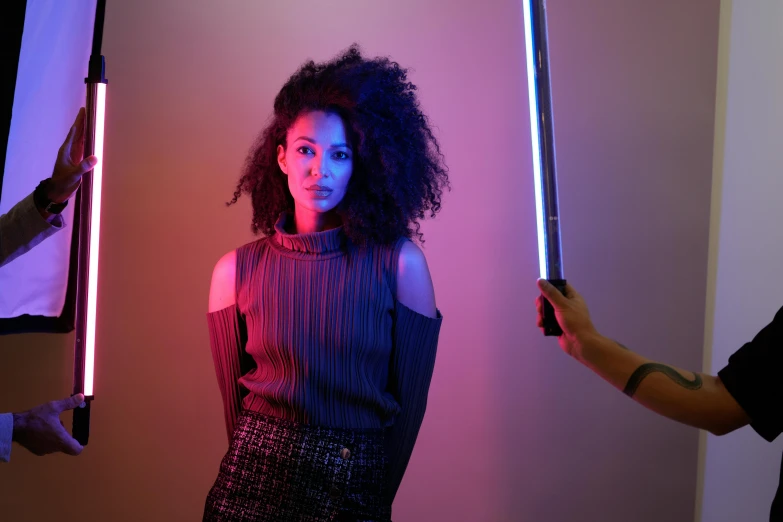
top-left (0, 412), bottom-right (12, 462)
top-left (0, 192), bottom-right (65, 268)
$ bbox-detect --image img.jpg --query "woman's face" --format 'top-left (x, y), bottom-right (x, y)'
top-left (277, 111), bottom-right (353, 216)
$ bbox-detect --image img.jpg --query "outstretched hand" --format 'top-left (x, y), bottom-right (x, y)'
top-left (49, 108), bottom-right (99, 203)
top-left (535, 279), bottom-right (598, 356)
top-left (12, 394), bottom-right (85, 456)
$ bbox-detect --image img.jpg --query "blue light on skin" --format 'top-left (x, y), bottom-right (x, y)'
top-left (276, 111), bottom-right (354, 234)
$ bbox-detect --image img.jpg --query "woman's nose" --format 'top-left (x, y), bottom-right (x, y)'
top-left (311, 156), bottom-right (329, 178)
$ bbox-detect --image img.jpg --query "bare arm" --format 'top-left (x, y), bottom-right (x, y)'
top-left (536, 280), bottom-right (750, 436)
top-left (574, 332), bottom-right (749, 435)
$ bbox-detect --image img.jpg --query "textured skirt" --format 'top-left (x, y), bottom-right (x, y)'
top-left (203, 410), bottom-right (392, 522)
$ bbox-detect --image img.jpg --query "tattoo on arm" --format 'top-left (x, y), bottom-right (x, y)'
top-left (623, 363), bottom-right (703, 397)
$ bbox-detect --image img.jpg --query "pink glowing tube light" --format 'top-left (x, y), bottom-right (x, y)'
top-left (73, 0), bottom-right (107, 445)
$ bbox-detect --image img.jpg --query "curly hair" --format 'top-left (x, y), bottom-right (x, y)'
top-left (229, 44), bottom-right (449, 245)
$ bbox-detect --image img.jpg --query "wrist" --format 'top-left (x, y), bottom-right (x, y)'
top-left (11, 412), bottom-right (26, 442)
top-left (33, 179), bottom-right (70, 215)
top-left (46, 180), bottom-right (77, 204)
top-left (570, 329), bottom-right (604, 363)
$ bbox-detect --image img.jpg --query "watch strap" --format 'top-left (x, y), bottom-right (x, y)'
top-left (33, 179), bottom-right (68, 215)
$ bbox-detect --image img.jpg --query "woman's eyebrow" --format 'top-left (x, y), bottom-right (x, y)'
top-left (294, 136), bottom-right (351, 149)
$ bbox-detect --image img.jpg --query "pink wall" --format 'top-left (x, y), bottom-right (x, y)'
top-left (0, 1), bottom-right (719, 520)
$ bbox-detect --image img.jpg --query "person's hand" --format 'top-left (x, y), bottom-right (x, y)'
top-left (11, 394), bottom-right (85, 456)
top-left (48, 108), bottom-right (99, 203)
top-left (536, 279), bottom-right (598, 357)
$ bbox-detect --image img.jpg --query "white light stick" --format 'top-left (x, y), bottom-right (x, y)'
top-left (522, 0), bottom-right (567, 335)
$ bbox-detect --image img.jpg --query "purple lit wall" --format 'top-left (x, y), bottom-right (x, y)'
top-left (698, 2), bottom-right (783, 520)
top-left (0, 1), bottom-right (720, 520)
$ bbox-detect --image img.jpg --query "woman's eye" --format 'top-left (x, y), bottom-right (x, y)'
top-left (297, 146), bottom-right (314, 155)
top-left (333, 151), bottom-right (350, 160)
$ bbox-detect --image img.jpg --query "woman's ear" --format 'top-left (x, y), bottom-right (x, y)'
top-left (277, 144), bottom-right (288, 175)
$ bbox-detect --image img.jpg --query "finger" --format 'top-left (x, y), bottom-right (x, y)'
top-left (63, 110), bottom-right (83, 151)
top-left (70, 112), bottom-right (87, 166)
top-left (73, 107), bottom-right (85, 137)
top-left (51, 394), bottom-right (85, 413)
top-left (54, 424), bottom-right (83, 456)
top-left (76, 156), bottom-right (99, 175)
top-left (563, 282), bottom-right (579, 300)
top-left (536, 279), bottom-right (568, 308)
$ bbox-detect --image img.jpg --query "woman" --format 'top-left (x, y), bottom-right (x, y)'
top-left (204, 45), bottom-right (448, 521)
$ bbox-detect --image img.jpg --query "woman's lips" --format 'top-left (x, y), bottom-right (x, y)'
top-left (306, 185), bottom-right (332, 198)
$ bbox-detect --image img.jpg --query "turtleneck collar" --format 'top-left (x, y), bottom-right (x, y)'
top-left (270, 213), bottom-right (347, 258)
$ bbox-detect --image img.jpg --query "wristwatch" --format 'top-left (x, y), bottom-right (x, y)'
top-left (33, 179), bottom-right (69, 214)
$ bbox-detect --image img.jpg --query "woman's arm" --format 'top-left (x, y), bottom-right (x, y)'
top-left (385, 240), bottom-right (443, 500)
top-left (207, 250), bottom-right (250, 440)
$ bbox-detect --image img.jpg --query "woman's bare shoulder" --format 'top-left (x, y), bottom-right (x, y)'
top-left (208, 249), bottom-right (237, 312)
top-left (396, 240), bottom-right (437, 318)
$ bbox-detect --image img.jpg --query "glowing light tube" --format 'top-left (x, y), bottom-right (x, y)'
top-left (522, 0), bottom-right (548, 280)
top-left (72, 79), bottom-right (105, 445)
top-left (84, 83), bottom-right (105, 397)
top-left (73, 0), bottom-right (107, 446)
top-left (522, 0), bottom-right (567, 336)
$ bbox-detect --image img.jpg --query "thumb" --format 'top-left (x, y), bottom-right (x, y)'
top-left (53, 394), bottom-right (85, 413)
top-left (537, 279), bottom-right (567, 307)
top-left (78, 156), bottom-right (99, 173)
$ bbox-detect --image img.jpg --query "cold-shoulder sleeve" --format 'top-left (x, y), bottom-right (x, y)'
top-left (207, 304), bottom-right (253, 441)
top-left (384, 300), bottom-right (443, 501)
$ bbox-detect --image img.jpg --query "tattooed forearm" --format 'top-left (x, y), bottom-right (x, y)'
top-left (622, 363), bottom-right (703, 397)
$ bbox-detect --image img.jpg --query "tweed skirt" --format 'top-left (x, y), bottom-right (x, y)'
top-left (203, 410), bottom-right (392, 522)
